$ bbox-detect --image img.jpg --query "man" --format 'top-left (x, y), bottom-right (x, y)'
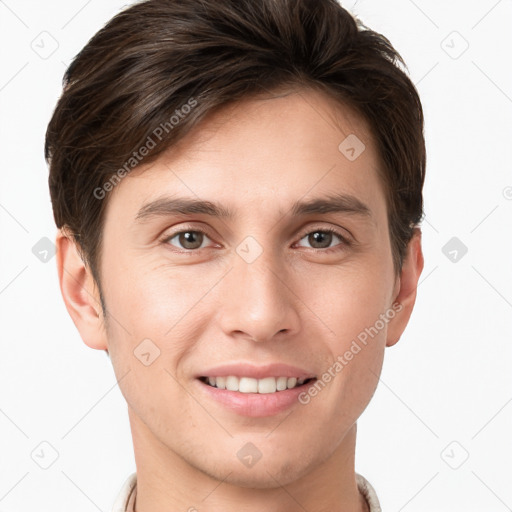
top-left (45, 0), bottom-right (425, 510)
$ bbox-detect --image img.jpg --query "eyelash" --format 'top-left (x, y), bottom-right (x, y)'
top-left (160, 226), bottom-right (351, 254)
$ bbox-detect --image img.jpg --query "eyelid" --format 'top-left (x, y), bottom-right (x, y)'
top-left (295, 223), bottom-right (352, 243)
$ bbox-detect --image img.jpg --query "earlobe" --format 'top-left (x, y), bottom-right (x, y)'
top-left (56, 229), bottom-right (108, 350)
top-left (386, 227), bottom-right (424, 347)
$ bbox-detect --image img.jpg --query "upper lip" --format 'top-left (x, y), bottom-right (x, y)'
top-left (197, 363), bottom-right (317, 380)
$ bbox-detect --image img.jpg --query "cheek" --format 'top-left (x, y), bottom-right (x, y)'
top-left (103, 270), bottom-right (197, 436)
top-left (103, 254), bottom-right (204, 338)
top-left (101, 256), bottom-right (221, 391)
top-left (309, 261), bottom-right (391, 411)
top-left (320, 260), bottom-right (393, 344)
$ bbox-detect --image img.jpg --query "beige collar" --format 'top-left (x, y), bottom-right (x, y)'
top-left (112, 472), bottom-right (382, 511)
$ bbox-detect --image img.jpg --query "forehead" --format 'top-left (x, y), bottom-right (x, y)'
top-left (106, 88), bottom-right (386, 224)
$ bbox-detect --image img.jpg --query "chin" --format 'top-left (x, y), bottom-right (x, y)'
top-left (213, 463), bottom-right (305, 489)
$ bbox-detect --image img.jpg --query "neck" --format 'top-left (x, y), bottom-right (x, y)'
top-left (129, 408), bottom-right (368, 512)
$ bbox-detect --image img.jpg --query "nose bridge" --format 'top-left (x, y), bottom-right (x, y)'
top-left (220, 234), bottom-right (298, 341)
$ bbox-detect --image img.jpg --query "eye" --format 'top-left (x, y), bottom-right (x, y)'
top-left (295, 227), bottom-right (349, 252)
top-left (161, 226), bottom-right (350, 253)
top-left (163, 229), bottom-right (214, 251)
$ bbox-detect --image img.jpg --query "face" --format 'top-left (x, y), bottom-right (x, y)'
top-left (65, 87), bottom-right (419, 488)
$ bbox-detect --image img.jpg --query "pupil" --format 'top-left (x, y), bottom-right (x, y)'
top-left (181, 231), bottom-right (202, 249)
top-left (311, 231), bottom-right (331, 248)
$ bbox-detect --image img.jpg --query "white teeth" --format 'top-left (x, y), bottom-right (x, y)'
top-left (239, 377), bottom-right (258, 393)
top-left (258, 377), bottom-right (276, 393)
top-left (203, 375), bottom-right (311, 393)
top-left (225, 376), bottom-right (239, 391)
top-left (276, 376), bottom-right (288, 391)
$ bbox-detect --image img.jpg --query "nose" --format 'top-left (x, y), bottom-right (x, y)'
top-left (218, 242), bottom-right (301, 344)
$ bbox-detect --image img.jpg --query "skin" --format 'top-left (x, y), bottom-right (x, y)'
top-left (57, 87), bottom-right (423, 512)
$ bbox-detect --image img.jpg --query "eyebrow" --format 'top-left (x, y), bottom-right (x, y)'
top-left (135, 192), bottom-right (373, 222)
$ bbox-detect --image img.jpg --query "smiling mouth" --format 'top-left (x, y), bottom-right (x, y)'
top-left (199, 375), bottom-right (317, 393)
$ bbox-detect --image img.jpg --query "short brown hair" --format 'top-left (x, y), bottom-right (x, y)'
top-left (45, 0), bottom-right (425, 292)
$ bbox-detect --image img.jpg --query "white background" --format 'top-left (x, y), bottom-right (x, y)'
top-left (0, 0), bottom-right (511, 510)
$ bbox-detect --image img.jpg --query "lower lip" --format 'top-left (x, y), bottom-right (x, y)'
top-left (195, 378), bottom-right (316, 417)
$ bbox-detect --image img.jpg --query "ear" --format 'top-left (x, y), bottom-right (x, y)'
top-left (56, 229), bottom-right (108, 350)
top-left (386, 227), bottom-right (424, 347)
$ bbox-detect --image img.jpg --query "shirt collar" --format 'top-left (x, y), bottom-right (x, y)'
top-left (112, 472), bottom-right (381, 511)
